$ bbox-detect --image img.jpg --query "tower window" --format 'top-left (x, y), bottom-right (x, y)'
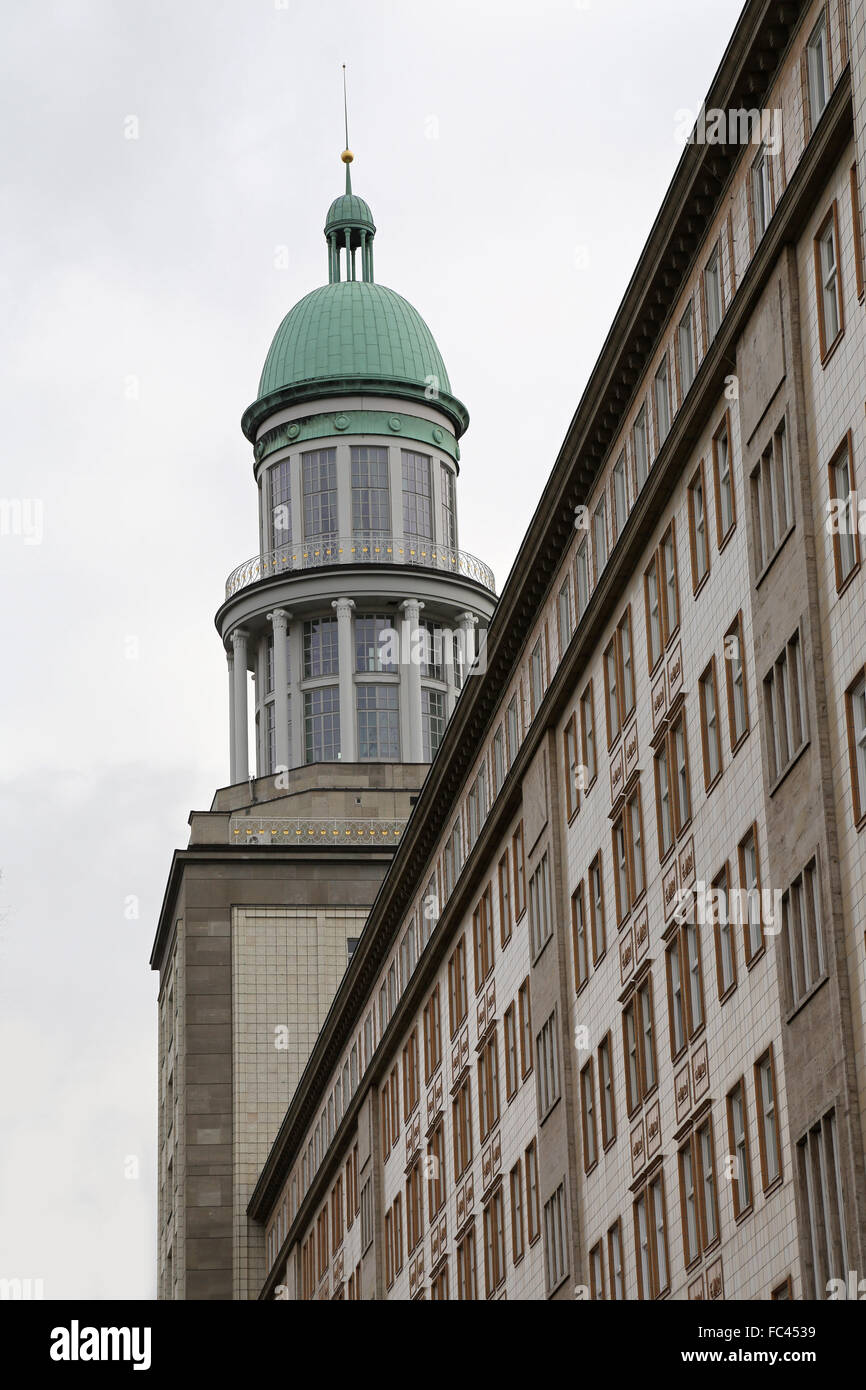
top-left (304, 618), bottom-right (339, 678)
top-left (422, 688), bottom-right (445, 761)
top-left (402, 452), bottom-right (433, 540)
top-left (303, 448), bottom-right (338, 541)
top-left (304, 686), bottom-right (340, 764)
top-left (351, 446), bottom-right (390, 534)
top-left (355, 614), bottom-right (397, 673)
top-left (357, 685), bottom-right (400, 760)
top-left (268, 458), bottom-right (292, 550)
top-left (440, 464), bottom-right (457, 549)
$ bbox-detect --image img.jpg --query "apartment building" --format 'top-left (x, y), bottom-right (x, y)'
top-left (247, 0), bottom-right (866, 1300)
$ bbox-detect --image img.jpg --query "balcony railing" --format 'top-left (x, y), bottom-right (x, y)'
top-left (229, 816), bottom-right (406, 845)
top-left (224, 533), bottom-right (496, 599)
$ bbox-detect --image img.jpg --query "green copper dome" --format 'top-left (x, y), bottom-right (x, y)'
top-left (325, 193), bottom-right (375, 234)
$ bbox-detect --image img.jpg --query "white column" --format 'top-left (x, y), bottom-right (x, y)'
top-left (401, 598), bottom-right (425, 762)
top-left (267, 608), bottom-right (292, 772)
top-left (227, 647), bottom-right (237, 783)
top-left (332, 597), bottom-right (356, 762)
top-left (230, 627), bottom-right (250, 782)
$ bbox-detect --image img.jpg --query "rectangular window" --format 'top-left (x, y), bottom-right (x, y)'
top-left (268, 458), bottom-right (292, 549)
top-left (829, 434), bottom-right (860, 589)
top-left (687, 461), bottom-right (710, 591)
top-left (782, 857), bottom-right (825, 1007)
top-left (593, 497), bottom-right (608, 579)
top-left (598, 1032), bottom-right (616, 1148)
top-left (633, 405), bottom-right (649, 490)
top-left (704, 245), bottom-right (723, 344)
top-left (678, 303), bottom-right (695, 397)
top-left (764, 628), bottom-right (806, 785)
top-left (477, 1030), bottom-right (500, 1141)
top-left (679, 1136), bottom-right (700, 1267)
top-left (355, 613), bottom-right (396, 673)
top-left (558, 576), bottom-right (574, 652)
top-left (852, 163), bottom-right (865, 301)
top-left (572, 882), bottom-right (589, 992)
top-left (399, 450), bottom-right (435, 543)
top-left (543, 1184), bottom-right (568, 1292)
top-left (666, 920), bottom-right (704, 1057)
top-left (518, 978), bottom-right (533, 1078)
top-left (512, 822), bottom-right (526, 919)
top-left (644, 554), bottom-right (662, 672)
top-left (447, 936), bottom-right (468, 1037)
top-left (357, 684), bottom-right (400, 760)
top-left (633, 1173), bottom-right (669, 1299)
top-left (815, 205), bottom-right (843, 359)
top-left (589, 852), bottom-right (606, 962)
top-left (699, 659), bottom-right (723, 789)
top-left (589, 1242), bottom-right (605, 1301)
top-left (563, 712), bottom-right (580, 820)
top-left (724, 611), bottom-right (749, 751)
top-left (304, 616), bottom-right (339, 678)
top-left (351, 445), bottom-right (390, 534)
top-left (580, 682), bottom-right (597, 787)
top-left (659, 521), bottom-right (680, 640)
top-left (456, 1227), bottom-right (477, 1300)
top-left (797, 1109), bottom-right (848, 1297)
top-left (420, 621), bottom-right (444, 680)
top-left (612, 450), bottom-right (628, 539)
top-left (498, 851), bottom-right (512, 947)
top-left (755, 1048), bottom-right (782, 1190)
top-left (575, 538), bottom-right (590, 617)
top-left (406, 1160), bottom-right (424, 1254)
top-left (504, 1002), bottom-right (518, 1100)
top-left (528, 853), bottom-right (552, 959)
top-left (806, 11), bottom-right (830, 129)
top-left (510, 1163), bottom-right (525, 1262)
top-left (727, 1079), bottom-right (753, 1219)
top-left (604, 637), bottom-right (620, 747)
top-left (846, 670), bottom-right (866, 824)
top-left (607, 1220), bottom-right (624, 1299)
top-left (751, 143), bottom-right (773, 243)
top-left (493, 725), bottom-right (506, 796)
top-left (711, 863), bottom-right (737, 1000)
top-left (536, 1013), bottom-right (561, 1118)
top-left (654, 739), bottom-right (673, 861)
top-left (483, 1187), bottom-right (506, 1296)
top-left (423, 986), bottom-right (442, 1082)
top-left (713, 412), bottom-right (736, 546)
top-left (654, 356), bottom-right (671, 447)
top-left (739, 824), bottom-right (765, 964)
top-left (506, 694), bottom-right (520, 766)
top-left (580, 1060), bottom-right (598, 1171)
top-left (440, 462), bottom-right (457, 548)
top-left (525, 1141), bottom-right (540, 1244)
top-left (530, 636), bottom-right (545, 715)
top-left (360, 1178), bottom-right (373, 1253)
top-left (452, 1078), bottom-right (473, 1180)
top-left (421, 687), bottom-right (445, 762)
top-left (612, 785), bottom-right (645, 921)
top-left (622, 974), bottom-right (657, 1113)
top-left (752, 418), bottom-right (793, 574)
top-left (304, 686), bottom-right (340, 764)
top-left (302, 448), bottom-right (338, 541)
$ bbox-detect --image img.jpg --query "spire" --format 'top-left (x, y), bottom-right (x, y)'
top-left (324, 65), bottom-right (376, 285)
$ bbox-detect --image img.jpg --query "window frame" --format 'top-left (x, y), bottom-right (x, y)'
top-left (687, 459), bottom-right (710, 594)
top-left (712, 410), bottom-right (736, 550)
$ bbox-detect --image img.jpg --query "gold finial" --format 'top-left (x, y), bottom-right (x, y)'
top-left (341, 149), bottom-right (354, 164)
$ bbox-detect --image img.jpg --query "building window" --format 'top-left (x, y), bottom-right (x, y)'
top-left (644, 554), bottom-right (662, 673)
top-left (493, 725), bottom-right (506, 797)
top-left (589, 1241), bottom-right (605, 1300)
top-left (406, 1159), bottom-right (424, 1253)
top-left (655, 715), bottom-right (690, 859)
top-left (604, 637), bottom-right (620, 748)
top-left (607, 1220), bottom-right (625, 1299)
top-left (447, 936), bottom-right (468, 1037)
top-left (598, 1032), bottom-right (616, 1148)
top-left (530, 636), bottom-right (545, 715)
top-left (713, 412), bottom-right (736, 547)
top-left (660, 522), bottom-right (680, 641)
top-left (510, 1163), bottom-right (525, 1262)
top-left (357, 684), bottom-right (400, 760)
top-left (726, 1078), bottom-right (753, 1219)
top-left (579, 681), bottom-right (597, 788)
top-left (506, 693), bottom-right (520, 766)
top-left (575, 537), bottom-right (590, 617)
top-left (612, 785), bottom-right (645, 922)
top-left (739, 824), bottom-right (765, 964)
top-left (477, 1031), bottom-right (500, 1141)
top-left (302, 448), bottom-right (338, 541)
top-left (604, 606), bottom-right (635, 747)
top-left (580, 1060), bottom-right (598, 1172)
top-left (267, 457), bottom-right (292, 550)
top-left (654, 356), bottom-right (671, 447)
top-left (440, 463), bottom-right (457, 548)
top-left (704, 244), bottom-right (723, 344)
top-left (402, 450), bottom-right (433, 538)
top-left (351, 445), bottom-right (390, 534)
top-left (806, 10), bottom-right (830, 130)
top-left (612, 450), bottom-right (628, 539)
top-left (466, 767), bottom-right (488, 850)
top-left (543, 1184), bottom-right (568, 1293)
top-left (846, 670), bottom-right (866, 825)
top-left (724, 611), bottom-right (749, 751)
top-left (633, 1172), bottom-right (669, 1299)
top-left (764, 628), bottom-right (807, 785)
top-left (421, 687), bottom-right (445, 762)
top-left (427, 1121), bottom-right (446, 1220)
top-left (752, 418), bottom-right (793, 577)
top-left (525, 1140), bottom-right (540, 1244)
top-left (666, 918), bottom-right (704, 1057)
top-left (402, 1029), bottom-right (419, 1118)
top-left (360, 1178), bottom-right (373, 1253)
top-left (622, 974), bottom-right (657, 1114)
top-left (782, 857), bottom-right (826, 1008)
top-left (518, 978), bottom-right (533, 1078)
top-left (498, 851), bottom-right (512, 947)
top-left (593, 497), bottom-right (608, 580)
top-left (563, 712), bottom-right (580, 821)
top-left (423, 986), bottom-right (442, 1082)
top-left (678, 302), bottom-right (695, 397)
top-left (699, 659), bottom-right (723, 790)
top-left (711, 863), bottom-right (737, 1000)
top-left (557, 577), bottom-right (574, 655)
top-left (512, 822), bottom-right (526, 919)
top-left (797, 1109), bottom-right (848, 1297)
top-left (633, 404), bottom-right (649, 491)
top-left (687, 460), bottom-right (710, 591)
top-left (679, 1115), bottom-right (720, 1266)
top-left (304, 617), bottom-right (339, 678)
top-left (483, 1188), bottom-right (506, 1297)
top-left (355, 613), bottom-right (395, 674)
top-left (528, 853), bottom-right (552, 960)
top-left (571, 882), bottom-right (589, 992)
top-left (504, 1002), bottom-right (518, 1100)
top-left (536, 1012), bottom-right (561, 1118)
top-left (589, 852), bottom-right (606, 962)
top-left (829, 434), bottom-right (860, 589)
top-left (452, 1078), bottom-right (473, 1180)
top-left (456, 1226), bottom-right (477, 1300)
top-left (443, 818), bottom-right (463, 899)
top-left (755, 1047), bottom-right (783, 1190)
top-left (751, 143), bottom-right (773, 244)
top-left (851, 162), bottom-right (865, 300)
top-left (304, 686), bottom-right (340, 763)
top-left (815, 204), bottom-right (843, 360)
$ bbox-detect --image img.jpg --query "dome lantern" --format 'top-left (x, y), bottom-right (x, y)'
top-left (325, 151), bottom-right (376, 284)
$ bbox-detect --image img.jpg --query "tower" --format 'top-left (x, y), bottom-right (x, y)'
top-left (150, 149), bottom-right (496, 1300)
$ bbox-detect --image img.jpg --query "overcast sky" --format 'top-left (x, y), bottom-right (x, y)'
top-left (0, 0), bottom-right (744, 1299)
